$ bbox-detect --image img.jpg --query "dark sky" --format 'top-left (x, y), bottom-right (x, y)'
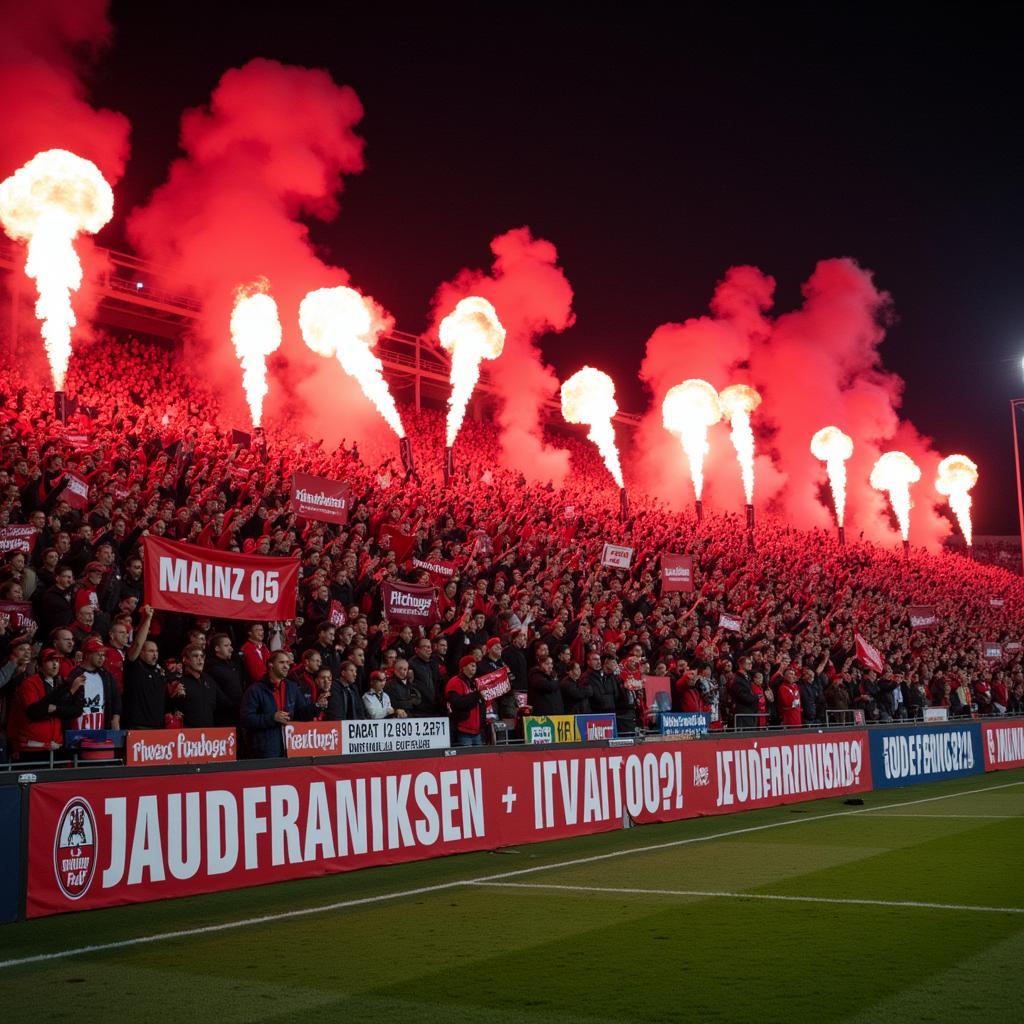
top-left (93, 3), bottom-right (1024, 532)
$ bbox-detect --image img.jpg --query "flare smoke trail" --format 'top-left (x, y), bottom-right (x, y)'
top-left (229, 282), bottom-right (282, 428)
top-left (810, 426), bottom-right (854, 527)
top-left (430, 228), bottom-right (573, 485)
top-left (935, 454), bottom-right (978, 547)
top-left (560, 366), bottom-right (624, 488)
top-left (661, 379), bottom-right (722, 501)
top-left (718, 383), bottom-right (761, 505)
top-left (870, 450), bottom-right (921, 542)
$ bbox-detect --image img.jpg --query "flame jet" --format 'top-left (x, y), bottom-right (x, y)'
top-left (298, 286), bottom-right (405, 437)
top-left (230, 282), bottom-right (282, 428)
top-left (662, 379), bottom-right (721, 517)
top-left (811, 426), bottom-right (854, 530)
top-left (718, 383), bottom-right (761, 509)
top-left (935, 454), bottom-right (978, 548)
top-left (439, 296), bottom-right (506, 448)
top-left (560, 366), bottom-right (624, 488)
top-left (0, 149), bottom-right (114, 391)
top-left (870, 450), bottom-right (921, 545)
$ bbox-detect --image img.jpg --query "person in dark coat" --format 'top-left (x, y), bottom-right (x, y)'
top-left (240, 650), bottom-right (321, 758)
top-left (122, 606), bottom-right (168, 729)
top-left (385, 658), bottom-right (422, 717)
top-left (176, 643), bottom-right (219, 728)
top-left (312, 621), bottom-right (342, 680)
top-left (36, 565), bottom-right (76, 635)
top-left (326, 659), bottom-right (369, 720)
top-left (206, 633), bottom-right (245, 727)
top-left (588, 654), bottom-right (625, 714)
top-left (560, 661), bottom-right (593, 715)
top-left (409, 637), bottom-right (440, 714)
top-left (528, 655), bottom-right (563, 715)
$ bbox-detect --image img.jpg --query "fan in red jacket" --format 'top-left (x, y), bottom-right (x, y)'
top-left (8, 649), bottom-right (86, 756)
top-left (240, 622), bottom-right (271, 682)
top-left (777, 669), bottom-right (803, 727)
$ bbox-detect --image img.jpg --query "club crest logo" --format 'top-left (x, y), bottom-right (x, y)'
top-left (53, 797), bottom-right (98, 900)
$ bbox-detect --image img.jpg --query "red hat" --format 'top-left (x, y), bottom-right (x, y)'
top-left (85, 561), bottom-right (105, 574)
top-left (485, 637), bottom-right (502, 652)
top-left (40, 648), bottom-right (59, 662)
top-left (81, 637), bottom-right (106, 654)
top-left (459, 654), bottom-right (477, 672)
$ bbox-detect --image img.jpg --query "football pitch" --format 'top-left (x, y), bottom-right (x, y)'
top-left (4, 769), bottom-right (1024, 1023)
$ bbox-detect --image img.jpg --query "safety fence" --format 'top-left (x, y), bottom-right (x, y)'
top-left (2, 718), bottom-right (1022, 922)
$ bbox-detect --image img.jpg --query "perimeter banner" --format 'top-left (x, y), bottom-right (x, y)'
top-left (126, 729), bottom-right (237, 767)
top-left (291, 472), bottom-right (351, 524)
top-left (868, 723), bottom-right (982, 788)
top-left (982, 720), bottom-right (1024, 771)
top-left (142, 535), bottom-right (300, 622)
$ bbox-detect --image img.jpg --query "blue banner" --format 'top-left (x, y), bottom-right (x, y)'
top-left (658, 712), bottom-right (710, 738)
top-left (868, 723), bottom-right (983, 788)
top-left (0, 785), bottom-right (21, 923)
top-left (576, 714), bottom-right (618, 741)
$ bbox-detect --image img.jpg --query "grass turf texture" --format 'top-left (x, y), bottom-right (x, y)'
top-left (4, 770), bottom-right (1024, 1023)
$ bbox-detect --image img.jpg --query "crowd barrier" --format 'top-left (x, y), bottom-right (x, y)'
top-left (3, 718), bottom-right (1023, 922)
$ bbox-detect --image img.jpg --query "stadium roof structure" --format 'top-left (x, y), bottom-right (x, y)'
top-left (0, 240), bottom-right (640, 429)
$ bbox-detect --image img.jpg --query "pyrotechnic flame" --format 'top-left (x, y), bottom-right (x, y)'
top-left (0, 149), bottom-right (114, 391)
top-left (298, 286), bottom-right (405, 438)
top-left (869, 450), bottom-right (921, 541)
top-left (560, 366), bottom-right (623, 488)
top-left (661, 379), bottom-right (722, 500)
top-left (230, 282), bottom-right (282, 428)
top-left (438, 296), bottom-right (505, 447)
top-left (935, 453), bottom-right (978, 547)
top-left (810, 426), bottom-right (854, 527)
top-left (718, 383), bottom-right (761, 505)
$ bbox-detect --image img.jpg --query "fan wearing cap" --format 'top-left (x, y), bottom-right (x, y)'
top-left (445, 654), bottom-right (486, 746)
top-left (65, 637), bottom-right (121, 731)
top-left (74, 561), bottom-right (106, 614)
top-left (7, 648), bottom-right (85, 755)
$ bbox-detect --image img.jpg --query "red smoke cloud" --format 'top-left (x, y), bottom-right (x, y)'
top-left (636, 258), bottom-right (951, 549)
top-left (0, 0), bottom-right (130, 366)
top-left (128, 58), bottom-right (386, 442)
top-left (429, 227), bottom-right (574, 484)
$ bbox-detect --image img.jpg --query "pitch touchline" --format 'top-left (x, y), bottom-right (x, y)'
top-left (1, 778), bottom-right (1021, 970)
top-left (470, 881), bottom-right (1024, 916)
top-left (860, 812), bottom-right (1019, 819)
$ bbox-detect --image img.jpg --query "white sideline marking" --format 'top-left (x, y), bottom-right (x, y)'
top-left (861, 813), bottom-right (1019, 820)
top-left (2, 779), bottom-right (1021, 971)
top-left (472, 881), bottom-right (1024, 916)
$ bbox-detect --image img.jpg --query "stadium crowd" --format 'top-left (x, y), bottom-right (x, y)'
top-left (1, 335), bottom-right (1023, 761)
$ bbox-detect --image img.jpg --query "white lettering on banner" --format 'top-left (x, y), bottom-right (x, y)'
top-left (284, 725), bottom-right (340, 754)
top-left (97, 769), bottom-right (485, 889)
top-left (295, 489), bottom-right (347, 510)
top-left (994, 726), bottom-right (1024, 765)
top-left (531, 752), bottom-right (684, 830)
top-left (157, 558), bottom-right (247, 602)
top-left (881, 732), bottom-right (976, 780)
top-left (388, 591), bottom-right (432, 612)
top-left (714, 740), bottom-right (865, 808)
top-left (130, 732), bottom-right (235, 765)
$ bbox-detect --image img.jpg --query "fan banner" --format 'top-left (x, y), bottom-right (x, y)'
top-left (908, 605), bottom-right (937, 630)
top-left (601, 543), bottom-right (634, 569)
top-left (0, 525), bottom-right (38, 554)
top-left (381, 580), bottom-right (439, 626)
top-left (291, 471), bottom-right (351, 524)
top-left (661, 553), bottom-right (694, 592)
top-left (142, 535), bottom-right (300, 621)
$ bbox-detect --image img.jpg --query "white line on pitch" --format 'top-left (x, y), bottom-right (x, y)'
top-left (1, 778), bottom-right (1021, 971)
top-left (470, 881), bottom-right (1024, 916)
top-left (860, 812), bottom-right (1019, 819)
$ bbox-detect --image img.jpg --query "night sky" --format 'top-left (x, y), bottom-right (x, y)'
top-left (90, 4), bottom-right (1024, 532)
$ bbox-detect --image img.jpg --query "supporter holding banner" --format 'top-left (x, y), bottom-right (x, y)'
top-left (990, 597), bottom-right (1005, 609)
top-left (291, 471), bottom-right (351, 524)
top-left (855, 633), bottom-right (886, 673)
top-left (328, 600), bottom-right (347, 627)
top-left (0, 601), bottom-right (36, 632)
top-left (908, 605), bottom-right (937, 630)
top-left (142, 536), bottom-right (300, 622)
top-left (601, 543), bottom-right (633, 569)
top-left (0, 525), bottom-right (37, 554)
top-left (381, 580), bottom-right (439, 627)
top-left (718, 612), bottom-right (741, 632)
top-left (475, 666), bottom-right (511, 702)
top-left (981, 641), bottom-right (1003, 661)
top-left (63, 472), bottom-right (89, 511)
top-left (661, 553), bottom-right (694, 592)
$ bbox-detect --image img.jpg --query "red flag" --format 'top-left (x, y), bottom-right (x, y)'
top-left (63, 472), bottom-right (90, 511)
top-left (855, 633), bottom-right (886, 673)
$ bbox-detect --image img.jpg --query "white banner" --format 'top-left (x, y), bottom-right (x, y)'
top-left (601, 543), bottom-right (634, 569)
top-left (341, 717), bottom-right (450, 755)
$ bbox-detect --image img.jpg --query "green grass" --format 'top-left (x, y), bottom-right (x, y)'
top-left (4, 770), bottom-right (1024, 1023)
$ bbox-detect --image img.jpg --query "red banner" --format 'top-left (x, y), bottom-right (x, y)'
top-left (381, 580), bottom-right (438, 626)
top-left (63, 472), bottom-right (90, 511)
top-left (411, 556), bottom-right (457, 582)
top-left (328, 600), bottom-right (347, 627)
top-left (982, 721), bottom-right (1024, 771)
top-left (126, 729), bottom-right (237, 767)
top-left (0, 600), bottom-right (37, 633)
top-left (855, 633), bottom-right (886, 673)
top-left (475, 667), bottom-right (511, 701)
top-left (661, 553), bottom-right (694, 593)
top-left (908, 605), bottom-right (937, 630)
top-left (142, 535), bottom-right (300, 622)
top-left (718, 612), bottom-right (741, 632)
top-left (291, 471), bottom-right (351, 524)
top-left (25, 732), bottom-right (873, 918)
top-left (284, 721), bottom-right (342, 758)
top-left (0, 525), bottom-right (38, 554)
